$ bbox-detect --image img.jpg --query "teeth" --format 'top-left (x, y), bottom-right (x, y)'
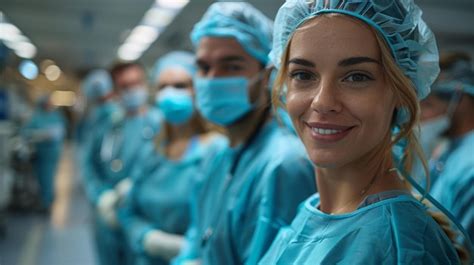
top-left (312, 128), bottom-right (342, 135)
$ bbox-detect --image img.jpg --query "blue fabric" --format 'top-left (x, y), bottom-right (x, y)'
top-left (174, 119), bottom-right (316, 265)
top-left (190, 2), bottom-right (273, 64)
top-left (23, 109), bottom-right (65, 207)
top-left (156, 88), bottom-right (194, 125)
top-left (83, 108), bottom-right (161, 265)
top-left (271, 0), bottom-right (439, 101)
top-left (433, 59), bottom-right (474, 96)
top-left (194, 76), bottom-right (254, 126)
top-left (430, 131), bottom-right (474, 252)
top-left (151, 51), bottom-right (196, 85)
top-left (118, 135), bottom-right (225, 265)
top-left (259, 193), bottom-right (460, 264)
top-left (83, 108), bottom-right (162, 204)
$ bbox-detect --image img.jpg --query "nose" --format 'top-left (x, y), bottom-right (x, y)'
top-left (310, 78), bottom-right (342, 114)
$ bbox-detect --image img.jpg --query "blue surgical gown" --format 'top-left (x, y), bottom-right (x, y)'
top-left (175, 119), bottom-right (316, 265)
top-left (83, 108), bottom-right (162, 204)
top-left (23, 109), bottom-right (65, 207)
top-left (259, 192), bottom-right (460, 264)
top-left (430, 130), bottom-right (474, 250)
top-left (83, 108), bottom-right (162, 265)
top-left (118, 134), bottom-right (225, 265)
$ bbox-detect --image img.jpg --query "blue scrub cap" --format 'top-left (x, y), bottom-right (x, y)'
top-left (151, 51), bottom-right (197, 85)
top-left (433, 59), bottom-right (474, 96)
top-left (271, 0), bottom-right (439, 100)
top-left (81, 69), bottom-right (113, 100)
top-left (190, 2), bottom-right (273, 65)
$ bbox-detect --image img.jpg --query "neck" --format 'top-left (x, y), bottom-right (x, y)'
top-left (226, 106), bottom-right (269, 147)
top-left (126, 105), bottom-right (146, 117)
top-left (448, 114), bottom-right (474, 138)
top-left (168, 119), bottom-right (198, 142)
top-left (316, 148), bottom-right (407, 214)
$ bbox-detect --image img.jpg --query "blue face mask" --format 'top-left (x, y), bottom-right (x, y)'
top-left (121, 87), bottom-right (148, 112)
top-left (156, 86), bottom-right (194, 125)
top-left (194, 76), bottom-right (254, 126)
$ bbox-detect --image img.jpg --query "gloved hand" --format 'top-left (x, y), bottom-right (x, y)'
top-left (143, 229), bottom-right (184, 260)
top-left (97, 190), bottom-right (119, 228)
top-left (114, 178), bottom-right (133, 202)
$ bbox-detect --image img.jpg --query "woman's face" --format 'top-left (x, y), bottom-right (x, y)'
top-left (286, 15), bottom-right (396, 168)
top-left (156, 67), bottom-right (194, 95)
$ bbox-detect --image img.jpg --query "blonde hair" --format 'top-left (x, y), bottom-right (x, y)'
top-left (272, 14), bottom-right (469, 263)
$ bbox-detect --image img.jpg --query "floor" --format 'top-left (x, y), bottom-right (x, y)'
top-left (0, 143), bottom-right (97, 265)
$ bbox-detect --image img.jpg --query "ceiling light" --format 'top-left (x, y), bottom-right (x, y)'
top-left (45, 65), bottom-right (61, 81)
top-left (19, 60), bottom-right (38, 80)
top-left (156, 0), bottom-right (189, 9)
top-left (14, 42), bottom-right (37, 59)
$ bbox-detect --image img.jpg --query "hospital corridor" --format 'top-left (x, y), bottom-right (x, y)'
top-left (1, 0), bottom-right (473, 264)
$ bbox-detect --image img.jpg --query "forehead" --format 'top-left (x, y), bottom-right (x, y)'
top-left (289, 15), bottom-right (380, 63)
top-left (196, 37), bottom-right (254, 62)
top-left (157, 67), bottom-right (192, 85)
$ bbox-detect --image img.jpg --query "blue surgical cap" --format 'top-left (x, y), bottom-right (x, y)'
top-left (81, 69), bottom-right (113, 100)
top-left (433, 59), bottom-right (474, 96)
top-left (190, 2), bottom-right (273, 65)
top-left (271, 0), bottom-right (439, 100)
top-left (150, 51), bottom-right (197, 85)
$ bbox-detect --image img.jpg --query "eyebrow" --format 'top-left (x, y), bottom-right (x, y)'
top-left (338, 57), bottom-right (380, 67)
top-left (219, 55), bottom-right (246, 63)
top-left (287, 58), bottom-right (315, 67)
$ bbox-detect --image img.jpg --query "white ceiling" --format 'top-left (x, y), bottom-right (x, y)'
top-left (2, 0), bottom-right (474, 75)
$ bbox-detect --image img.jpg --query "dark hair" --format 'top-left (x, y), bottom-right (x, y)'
top-left (439, 52), bottom-right (471, 71)
top-left (109, 61), bottom-right (145, 85)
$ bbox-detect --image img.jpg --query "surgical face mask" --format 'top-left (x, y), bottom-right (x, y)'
top-left (194, 75), bottom-right (256, 126)
top-left (121, 87), bottom-right (148, 112)
top-left (419, 115), bottom-right (450, 157)
top-left (156, 86), bottom-right (194, 125)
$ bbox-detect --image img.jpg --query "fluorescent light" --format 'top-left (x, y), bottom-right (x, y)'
top-left (143, 8), bottom-right (175, 27)
top-left (45, 65), bottom-right (61, 81)
top-left (14, 42), bottom-right (37, 59)
top-left (156, 0), bottom-right (189, 9)
top-left (19, 60), bottom-right (39, 80)
top-left (0, 23), bottom-right (21, 38)
top-left (118, 47), bottom-right (142, 61)
top-left (126, 25), bottom-right (159, 45)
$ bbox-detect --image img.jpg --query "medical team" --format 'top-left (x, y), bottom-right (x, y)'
top-left (61, 0), bottom-right (474, 264)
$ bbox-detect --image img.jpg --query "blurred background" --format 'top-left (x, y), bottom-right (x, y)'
top-left (0, 0), bottom-right (473, 264)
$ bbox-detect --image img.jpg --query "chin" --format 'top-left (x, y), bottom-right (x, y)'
top-left (307, 150), bottom-right (343, 169)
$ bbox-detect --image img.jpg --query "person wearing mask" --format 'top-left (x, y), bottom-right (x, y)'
top-left (259, 0), bottom-right (469, 264)
top-left (83, 62), bottom-right (161, 265)
top-left (23, 94), bottom-right (65, 212)
top-left (118, 51), bottom-right (223, 265)
top-left (419, 52), bottom-right (474, 251)
top-left (77, 69), bottom-right (119, 172)
top-left (173, 2), bottom-right (316, 265)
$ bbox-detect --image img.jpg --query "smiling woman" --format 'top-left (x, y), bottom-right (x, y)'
top-left (260, 0), bottom-right (470, 264)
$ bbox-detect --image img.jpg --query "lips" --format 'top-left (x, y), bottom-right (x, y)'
top-left (305, 122), bottom-right (355, 142)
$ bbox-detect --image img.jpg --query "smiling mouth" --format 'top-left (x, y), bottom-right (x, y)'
top-left (305, 122), bottom-right (355, 141)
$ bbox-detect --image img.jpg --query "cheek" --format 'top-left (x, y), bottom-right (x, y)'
top-left (286, 89), bottom-right (314, 133)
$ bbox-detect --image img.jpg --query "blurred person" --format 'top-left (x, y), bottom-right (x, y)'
top-left (77, 69), bottom-right (119, 168)
top-left (173, 2), bottom-right (316, 265)
top-left (259, 0), bottom-right (469, 264)
top-left (22, 94), bottom-right (65, 212)
top-left (83, 62), bottom-right (161, 265)
top-left (419, 52), bottom-right (474, 250)
top-left (118, 51), bottom-right (224, 265)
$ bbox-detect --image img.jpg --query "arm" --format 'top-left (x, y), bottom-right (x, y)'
top-left (242, 155), bottom-right (316, 265)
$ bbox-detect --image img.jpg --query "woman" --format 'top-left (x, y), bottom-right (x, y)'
top-left (118, 51), bottom-right (222, 265)
top-left (259, 0), bottom-right (469, 264)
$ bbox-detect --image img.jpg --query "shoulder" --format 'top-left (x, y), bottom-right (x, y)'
top-left (373, 198), bottom-right (459, 263)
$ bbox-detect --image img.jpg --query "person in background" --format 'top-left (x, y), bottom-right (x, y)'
top-left (419, 52), bottom-right (474, 251)
top-left (118, 51), bottom-right (223, 265)
top-left (173, 2), bottom-right (316, 265)
top-left (23, 94), bottom-right (65, 212)
top-left (259, 0), bottom-right (468, 263)
top-left (77, 69), bottom-right (119, 174)
top-left (82, 62), bottom-right (161, 265)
